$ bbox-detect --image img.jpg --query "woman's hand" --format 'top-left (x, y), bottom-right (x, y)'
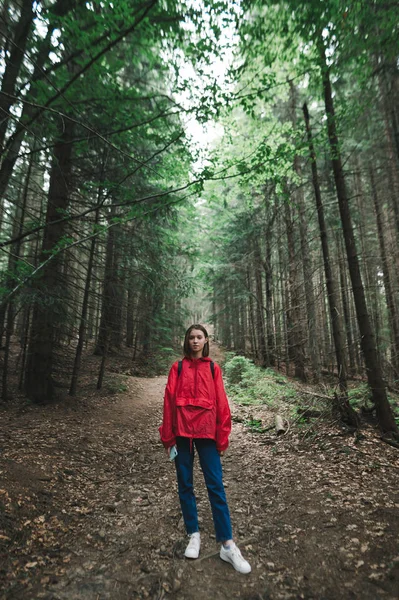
top-left (218, 450), bottom-right (225, 457)
top-left (165, 447), bottom-right (171, 457)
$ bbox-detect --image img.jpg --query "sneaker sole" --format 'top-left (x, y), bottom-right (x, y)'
top-left (185, 551), bottom-right (199, 559)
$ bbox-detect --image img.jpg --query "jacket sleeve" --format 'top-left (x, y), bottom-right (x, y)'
top-left (214, 363), bottom-right (232, 452)
top-left (159, 362), bottom-right (178, 448)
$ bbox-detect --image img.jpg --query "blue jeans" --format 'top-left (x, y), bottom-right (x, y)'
top-left (175, 437), bottom-right (233, 543)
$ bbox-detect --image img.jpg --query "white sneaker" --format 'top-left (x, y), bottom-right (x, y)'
top-left (184, 532), bottom-right (200, 559)
top-left (220, 542), bottom-right (251, 574)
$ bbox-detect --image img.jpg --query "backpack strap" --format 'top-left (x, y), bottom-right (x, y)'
top-left (177, 359), bottom-right (215, 379)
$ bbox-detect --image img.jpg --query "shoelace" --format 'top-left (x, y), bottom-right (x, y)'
top-left (188, 536), bottom-right (199, 548)
top-left (230, 545), bottom-right (244, 560)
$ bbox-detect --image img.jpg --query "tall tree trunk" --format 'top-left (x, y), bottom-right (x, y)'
top-left (277, 213), bottom-right (289, 375)
top-left (212, 278), bottom-right (217, 340)
top-left (18, 306), bottom-right (31, 390)
top-left (97, 329), bottom-right (109, 390)
top-left (230, 282), bottom-right (240, 351)
top-left (353, 160), bottom-right (378, 336)
top-left (303, 102), bottom-right (358, 425)
top-left (110, 230), bottom-right (124, 349)
top-left (0, 0), bottom-right (34, 152)
top-left (69, 202), bottom-right (101, 395)
top-left (290, 82), bottom-right (319, 380)
top-left (0, 1), bottom-right (11, 58)
top-left (94, 205), bottom-right (122, 355)
top-left (379, 61), bottom-right (399, 165)
top-left (320, 48), bottom-right (397, 435)
top-left (297, 171), bottom-right (320, 380)
top-left (126, 281), bottom-right (135, 348)
top-left (337, 235), bottom-right (356, 376)
top-left (24, 118), bottom-right (75, 402)
top-left (1, 196), bottom-right (22, 400)
top-left (284, 194), bottom-right (306, 381)
top-left (0, 6), bottom-right (71, 203)
top-left (318, 269), bottom-right (329, 370)
top-left (238, 298), bottom-right (246, 354)
top-left (246, 269), bottom-right (257, 359)
top-left (377, 71), bottom-right (399, 272)
top-left (0, 0), bottom-right (156, 204)
top-left (223, 283), bottom-right (232, 349)
top-left (369, 166), bottom-right (399, 379)
top-left (253, 238), bottom-right (268, 366)
top-left (1, 149), bottom-right (32, 399)
top-left (264, 224), bottom-right (275, 366)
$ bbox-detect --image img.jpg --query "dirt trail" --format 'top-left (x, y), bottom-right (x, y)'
top-left (1, 358), bottom-right (399, 600)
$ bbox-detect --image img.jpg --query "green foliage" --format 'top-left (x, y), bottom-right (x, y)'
top-left (244, 417), bottom-right (271, 433)
top-left (224, 355), bottom-right (296, 406)
top-left (153, 347), bottom-right (179, 375)
top-left (392, 399), bottom-right (399, 427)
top-left (346, 384), bottom-right (399, 426)
top-left (105, 375), bottom-right (129, 395)
top-left (133, 347), bottom-right (179, 377)
top-left (224, 355), bottom-right (255, 384)
top-left (347, 383), bottom-right (372, 410)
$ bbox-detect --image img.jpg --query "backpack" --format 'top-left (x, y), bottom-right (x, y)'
top-left (178, 360), bottom-right (215, 379)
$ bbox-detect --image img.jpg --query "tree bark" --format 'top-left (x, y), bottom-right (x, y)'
top-left (353, 159), bottom-right (379, 338)
top-left (0, 0), bottom-right (154, 203)
top-left (126, 281), bottom-right (135, 348)
top-left (303, 102), bottom-right (358, 426)
top-left (369, 165), bottom-right (399, 379)
top-left (289, 82), bottom-right (319, 380)
top-left (277, 212), bottom-right (290, 375)
top-left (0, 0), bottom-right (35, 152)
top-left (94, 205), bottom-right (118, 355)
top-left (0, 0), bottom-right (77, 202)
top-left (320, 47), bottom-right (397, 435)
top-left (253, 238), bottom-right (268, 366)
top-left (336, 234), bottom-right (356, 376)
top-left (246, 268), bottom-right (257, 359)
top-left (69, 200), bottom-right (101, 395)
top-left (264, 221), bottom-right (275, 366)
top-left (283, 193), bottom-right (306, 381)
top-left (238, 298), bottom-right (246, 354)
top-left (24, 118), bottom-right (74, 403)
top-left (230, 282), bottom-right (240, 351)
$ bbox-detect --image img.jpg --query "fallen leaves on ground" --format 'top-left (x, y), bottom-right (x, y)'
top-left (0, 360), bottom-right (398, 600)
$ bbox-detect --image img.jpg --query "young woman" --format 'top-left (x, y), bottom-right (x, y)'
top-left (159, 324), bottom-right (251, 574)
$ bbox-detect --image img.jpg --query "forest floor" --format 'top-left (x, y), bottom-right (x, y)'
top-left (1, 345), bottom-right (399, 600)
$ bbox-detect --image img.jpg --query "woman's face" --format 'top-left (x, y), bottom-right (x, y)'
top-left (188, 329), bottom-right (208, 356)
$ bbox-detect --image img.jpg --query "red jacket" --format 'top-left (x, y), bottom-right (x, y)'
top-left (159, 356), bottom-right (231, 452)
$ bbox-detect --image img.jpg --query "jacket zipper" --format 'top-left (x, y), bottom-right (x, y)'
top-left (191, 361), bottom-right (199, 452)
top-left (194, 360), bottom-right (198, 400)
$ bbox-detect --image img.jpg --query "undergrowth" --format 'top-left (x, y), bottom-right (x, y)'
top-left (105, 375), bottom-right (129, 394)
top-left (223, 355), bottom-right (296, 406)
top-left (131, 347), bottom-right (178, 377)
top-left (347, 382), bottom-right (399, 426)
top-left (223, 354), bottom-right (399, 428)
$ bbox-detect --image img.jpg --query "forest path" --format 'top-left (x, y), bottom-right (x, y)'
top-left (1, 356), bottom-right (399, 600)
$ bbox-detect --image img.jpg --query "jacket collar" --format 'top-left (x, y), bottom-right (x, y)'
top-left (184, 355), bottom-right (212, 362)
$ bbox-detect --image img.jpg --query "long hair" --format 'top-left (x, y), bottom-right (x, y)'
top-left (183, 324), bottom-right (209, 358)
